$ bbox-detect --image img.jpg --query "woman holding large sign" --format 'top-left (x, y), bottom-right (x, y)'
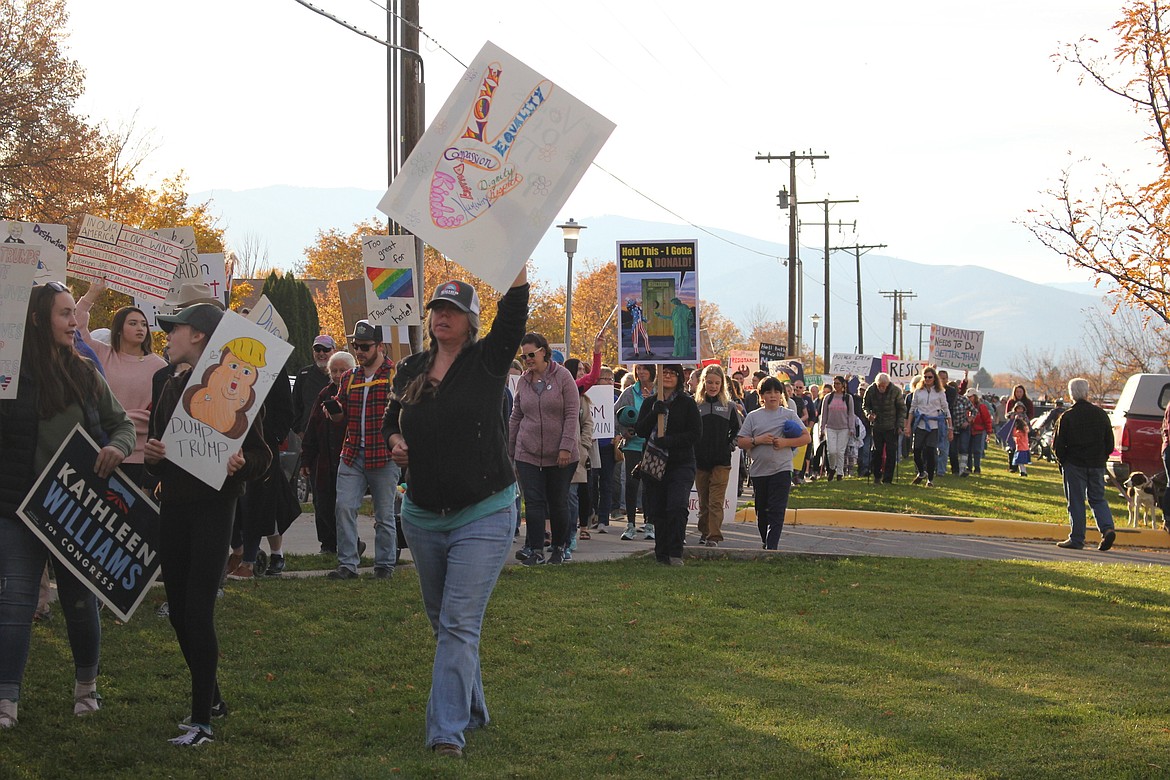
top-left (383, 269), bottom-right (528, 757)
top-left (0, 282), bottom-right (136, 729)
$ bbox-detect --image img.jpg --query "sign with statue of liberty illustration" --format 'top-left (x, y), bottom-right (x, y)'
top-left (377, 41), bottom-right (615, 293)
top-left (160, 310), bottom-right (294, 489)
top-left (616, 240), bottom-right (699, 364)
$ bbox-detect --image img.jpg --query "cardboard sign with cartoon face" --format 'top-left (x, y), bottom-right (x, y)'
top-left (161, 311), bottom-right (293, 489)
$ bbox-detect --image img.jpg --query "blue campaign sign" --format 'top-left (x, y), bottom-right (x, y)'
top-left (17, 425), bottom-right (161, 622)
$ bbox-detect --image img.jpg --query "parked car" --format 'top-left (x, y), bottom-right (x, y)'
top-left (1106, 373), bottom-right (1170, 486)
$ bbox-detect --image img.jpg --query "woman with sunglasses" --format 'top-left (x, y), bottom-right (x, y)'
top-left (508, 332), bottom-right (580, 565)
top-left (77, 276), bottom-right (167, 489)
top-left (0, 282), bottom-right (136, 729)
top-left (904, 366), bottom-right (952, 487)
top-left (383, 269), bottom-right (528, 757)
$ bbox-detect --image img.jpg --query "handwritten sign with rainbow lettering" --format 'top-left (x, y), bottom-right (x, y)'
top-left (361, 235), bottom-right (420, 328)
top-left (377, 41), bottom-right (615, 293)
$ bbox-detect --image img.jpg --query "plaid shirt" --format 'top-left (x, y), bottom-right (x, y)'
top-left (338, 359), bottom-right (395, 469)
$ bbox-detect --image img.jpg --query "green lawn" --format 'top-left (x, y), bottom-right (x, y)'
top-left (5, 555), bottom-right (1169, 778)
top-left (786, 459), bottom-right (1130, 526)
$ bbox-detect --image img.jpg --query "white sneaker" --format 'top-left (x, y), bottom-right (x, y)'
top-left (168, 724), bottom-right (214, 746)
top-left (645, 527), bottom-right (656, 540)
top-left (620, 523), bottom-right (636, 541)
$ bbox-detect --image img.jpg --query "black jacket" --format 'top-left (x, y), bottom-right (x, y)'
top-left (863, 383), bottom-right (906, 432)
top-left (291, 364), bottom-right (331, 435)
top-left (148, 368), bottom-right (272, 502)
top-left (694, 395), bottom-right (741, 469)
top-left (383, 283), bottom-right (529, 514)
top-left (635, 390), bottom-right (701, 465)
top-left (1053, 399), bottom-right (1113, 469)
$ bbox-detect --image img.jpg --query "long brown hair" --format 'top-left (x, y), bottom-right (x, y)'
top-left (25, 284), bottom-right (101, 418)
top-left (110, 305), bottom-right (154, 356)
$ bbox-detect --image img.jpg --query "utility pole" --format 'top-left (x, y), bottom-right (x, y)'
top-left (908, 322), bottom-right (930, 361)
top-left (756, 151), bottom-right (828, 356)
top-left (879, 290), bottom-right (916, 357)
top-left (800, 198), bottom-right (857, 367)
top-left (388, 0), bottom-right (425, 352)
top-left (829, 242), bottom-right (886, 353)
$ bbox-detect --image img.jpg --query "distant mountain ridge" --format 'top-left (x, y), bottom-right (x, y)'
top-left (195, 186), bottom-right (1113, 373)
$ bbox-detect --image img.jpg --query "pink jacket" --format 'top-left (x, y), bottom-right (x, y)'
top-left (508, 361), bottom-right (580, 468)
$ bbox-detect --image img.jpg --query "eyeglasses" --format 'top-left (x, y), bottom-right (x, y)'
top-left (521, 351), bottom-right (539, 360)
top-left (45, 281), bottom-right (67, 293)
top-left (313, 346), bottom-right (332, 353)
top-left (351, 342), bottom-right (377, 352)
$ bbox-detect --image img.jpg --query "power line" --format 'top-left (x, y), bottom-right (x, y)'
top-left (589, 162), bottom-right (783, 261)
top-left (292, 0), bottom-right (786, 268)
top-left (355, 0), bottom-right (467, 66)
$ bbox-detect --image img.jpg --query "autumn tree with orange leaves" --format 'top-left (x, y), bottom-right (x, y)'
top-left (1026, 0), bottom-right (1170, 324)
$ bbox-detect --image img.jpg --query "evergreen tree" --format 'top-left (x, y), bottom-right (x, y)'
top-left (261, 271), bottom-right (319, 373)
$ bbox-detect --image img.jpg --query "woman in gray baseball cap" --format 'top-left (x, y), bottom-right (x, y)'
top-left (382, 268), bottom-right (528, 758)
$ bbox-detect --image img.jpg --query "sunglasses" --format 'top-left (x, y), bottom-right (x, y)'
top-left (521, 351), bottom-right (540, 360)
top-left (313, 345), bottom-right (332, 353)
top-left (351, 342), bottom-right (377, 352)
top-left (924, 374), bottom-right (936, 379)
top-left (45, 281), bottom-right (68, 293)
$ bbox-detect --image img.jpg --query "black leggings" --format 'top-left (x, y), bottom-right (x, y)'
top-left (624, 451), bottom-right (643, 526)
top-left (911, 428), bottom-right (939, 480)
top-left (160, 494), bottom-right (236, 725)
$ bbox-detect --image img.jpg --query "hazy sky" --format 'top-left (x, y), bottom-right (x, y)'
top-left (66, 1), bottom-right (1149, 285)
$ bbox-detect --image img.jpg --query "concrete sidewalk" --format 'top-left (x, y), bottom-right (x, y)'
top-left (277, 509), bottom-right (1170, 569)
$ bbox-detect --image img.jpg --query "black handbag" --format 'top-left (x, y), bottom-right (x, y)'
top-left (636, 440), bottom-right (669, 481)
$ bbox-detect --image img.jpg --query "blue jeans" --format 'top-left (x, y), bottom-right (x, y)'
top-left (0, 516), bottom-right (101, 701)
top-left (335, 452), bottom-right (399, 571)
top-left (956, 428), bottom-right (972, 473)
top-left (858, 431), bottom-right (873, 475)
top-left (1062, 465), bottom-right (1115, 544)
top-left (968, 432), bottom-right (987, 473)
top-left (401, 504), bottom-right (515, 749)
top-left (936, 431), bottom-right (950, 474)
top-left (754, 470), bottom-right (792, 549)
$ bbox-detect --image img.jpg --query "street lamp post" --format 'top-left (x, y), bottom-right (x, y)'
top-left (810, 313), bottom-right (821, 376)
top-left (557, 218), bottom-right (585, 354)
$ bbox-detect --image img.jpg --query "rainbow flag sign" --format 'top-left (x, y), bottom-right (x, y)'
top-left (367, 267), bottom-right (414, 300)
top-left (361, 235), bottom-right (420, 328)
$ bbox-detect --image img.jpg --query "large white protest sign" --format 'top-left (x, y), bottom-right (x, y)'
top-left (361, 235), bottom-right (420, 328)
top-left (929, 324), bottom-right (985, 371)
top-left (0, 244), bottom-right (38, 398)
top-left (245, 294), bottom-right (289, 341)
top-left (586, 384), bottom-right (615, 440)
top-left (2, 221), bottom-right (67, 285)
top-left (883, 357), bottom-right (928, 383)
top-left (830, 352), bottom-right (876, 377)
top-left (68, 215), bottom-right (182, 302)
top-left (161, 311), bottom-right (294, 489)
top-left (378, 41), bottom-right (615, 293)
top-left (166, 247), bottom-right (228, 308)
